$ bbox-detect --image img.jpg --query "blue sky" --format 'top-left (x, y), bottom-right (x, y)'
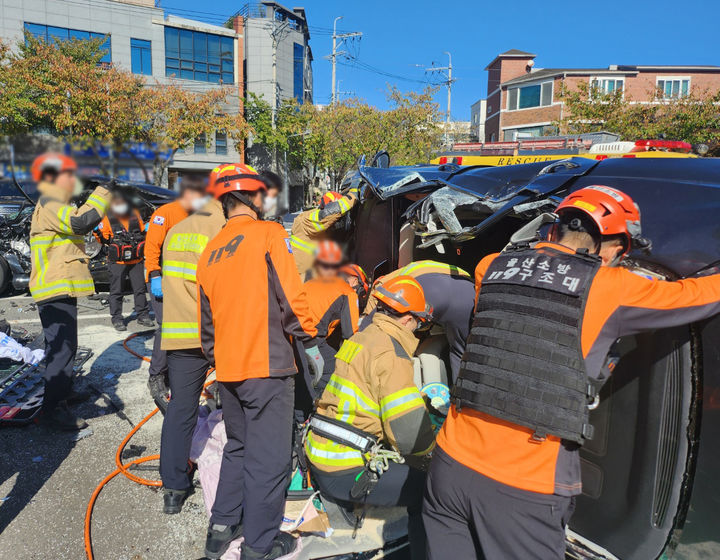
top-left (163, 0), bottom-right (717, 120)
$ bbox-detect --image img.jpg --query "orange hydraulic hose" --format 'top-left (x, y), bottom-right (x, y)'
top-left (84, 332), bottom-right (216, 560)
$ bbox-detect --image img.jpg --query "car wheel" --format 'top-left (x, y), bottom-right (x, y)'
top-left (0, 255), bottom-right (10, 295)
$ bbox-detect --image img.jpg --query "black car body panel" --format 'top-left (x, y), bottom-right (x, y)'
top-left (344, 157), bottom-right (720, 560)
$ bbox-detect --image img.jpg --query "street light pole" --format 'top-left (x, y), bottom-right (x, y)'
top-left (425, 52), bottom-right (455, 147)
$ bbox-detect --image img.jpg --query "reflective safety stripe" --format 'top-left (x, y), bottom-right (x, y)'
top-left (162, 321), bottom-right (199, 339)
top-left (289, 235), bottom-right (316, 255)
top-left (379, 387), bottom-right (425, 421)
top-left (30, 234), bottom-right (86, 291)
top-left (166, 232), bottom-right (210, 254)
top-left (335, 340), bottom-right (363, 364)
top-left (30, 278), bottom-right (94, 299)
top-left (400, 260), bottom-right (470, 278)
top-left (304, 430), bottom-right (364, 468)
top-left (56, 206), bottom-right (73, 233)
top-left (163, 260), bottom-right (197, 281)
top-left (309, 416), bottom-right (375, 452)
top-left (86, 193), bottom-right (108, 213)
top-left (308, 209), bottom-right (324, 231)
top-left (326, 374), bottom-right (379, 418)
top-left (337, 197), bottom-right (351, 213)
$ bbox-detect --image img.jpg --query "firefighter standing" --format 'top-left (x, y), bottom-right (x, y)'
top-left (158, 168), bottom-right (228, 514)
top-left (29, 153), bottom-right (112, 430)
top-left (95, 193), bottom-right (153, 332)
top-left (305, 276), bottom-right (435, 560)
top-left (145, 175), bottom-right (208, 407)
top-left (423, 186), bottom-right (720, 560)
top-left (259, 170), bottom-right (282, 220)
top-left (290, 191), bottom-right (357, 278)
top-left (196, 168), bottom-right (319, 559)
top-left (365, 260), bottom-right (475, 383)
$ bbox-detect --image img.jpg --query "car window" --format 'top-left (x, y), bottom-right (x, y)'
top-left (0, 180), bottom-right (38, 199)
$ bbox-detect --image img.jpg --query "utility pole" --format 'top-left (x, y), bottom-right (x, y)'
top-left (328, 16), bottom-right (361, 104)
top-left (425, 52), bottom-right (455, 147)
top-left (270, 15), bottom-right (289, 172)
top-left (336, 80), bottom-right (355, 102)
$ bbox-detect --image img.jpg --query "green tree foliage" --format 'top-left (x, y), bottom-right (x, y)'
top-left (556, 81), bottom-right (720, 149)
top-left (0, 35), bottom-right (248, 184)
top-left (245, 87), bottom-right (443, 190)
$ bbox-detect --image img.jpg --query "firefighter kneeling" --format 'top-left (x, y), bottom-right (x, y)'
top-left (306, 276), bottom-right (435, 560)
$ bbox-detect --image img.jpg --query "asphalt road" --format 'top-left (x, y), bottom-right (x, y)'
top-left (0, 292), bottom-right (209, 560)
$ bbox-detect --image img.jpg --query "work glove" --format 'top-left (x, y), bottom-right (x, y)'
top-left (150, 275), bottom-right (163, 299)
top-left (305, 345), bottom-right (324, 387)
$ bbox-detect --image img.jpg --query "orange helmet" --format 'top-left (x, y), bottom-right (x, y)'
top-left (340, 264), bottom-right (369, 295)
top-left (319, 191), bottom-right (342, 209)
top-left (372, 275), bottom-right (432, 323)
top-left (315, 240), bottom-right (343, 266)
top-left (554, 185), bottom-right (645, 255)
top-left (213, 164), bottom-right (267, 200)
top-left (31, 153), bottom-right (77, 182)
top-left (208, 164), bottom-right (238, 195)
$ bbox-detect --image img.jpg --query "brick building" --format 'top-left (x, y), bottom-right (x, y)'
top-left (484, 49), bottom-right (720, 142)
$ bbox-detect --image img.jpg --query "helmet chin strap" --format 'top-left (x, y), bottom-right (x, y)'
top-left (228, 191), bottom-right (264, 219)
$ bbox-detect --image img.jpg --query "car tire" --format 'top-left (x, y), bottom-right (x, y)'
top-left (0, 255), bottom-right (10, 295)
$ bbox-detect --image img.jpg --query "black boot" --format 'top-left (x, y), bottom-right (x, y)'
top-left (136, 315), bottom-right (155, 328)
top-left (241, 532), bottom-right (297, 560)
top-left (163, 488), bottom-right (191, 514)
top-left (40, 402), bottom-right (88, 431)
top-left (204, 522), bottom-right (243, 559)
top-left (112, 317), bottom-right (127, 332)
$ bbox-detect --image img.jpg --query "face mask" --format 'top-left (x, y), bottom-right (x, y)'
top-left (190, 195), bottom-right (210, 212)
top-left (263, 196), bottom-right (278, 215)
top-left (111, 203), bottom-right (129, 215)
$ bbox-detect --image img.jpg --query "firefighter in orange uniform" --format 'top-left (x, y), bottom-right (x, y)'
top-left (423, 186), bottom-right (720, 560)
top-left (289, 190), bottom-right (357, 279)
top-left (197, 168), bottom-right (319, 559)
top-left (297, 241), bottom-right (362, 412)
top-left (95, 193), bottom-right (152, 331)
top-left (145, 174), bottom-right (208, 407)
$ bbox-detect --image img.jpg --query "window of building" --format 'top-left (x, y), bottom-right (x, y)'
top-left (131, 39), bottom-right (152, 75)
top-left (657, 77), bottom-right (690, 99)
top-left (293, 43), bottom-right (304, 103)
top-left (503, 124), bottom-right (555, 141)
top-left (590, 77), bottom-right (624, 95)
top-left (194, 134), bottom-right (207, 154)
top-left (507, 81), bottom-right (552, 111)
top-left (24, 22), bottom-right (111, 63)
top-left (164, 27), bottom-right (234, 84)
top-left (215, 131), bottom-right (227, 155)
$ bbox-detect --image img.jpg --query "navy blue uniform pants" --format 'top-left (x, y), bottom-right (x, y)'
top-left (108, 261), bottom-right (149, 321)
top-left (311, 462), bottom-right (427, 560)
top-left (146, 281), bottom-right (167, 377)
top-left (160, 348), bottom-right (209, 490)
top-left (211, 376), bottom-right (294, 555)
top-left (423, 447), bottom-right (574, 560)
top-left (37, 296), bottom-right (78, 410)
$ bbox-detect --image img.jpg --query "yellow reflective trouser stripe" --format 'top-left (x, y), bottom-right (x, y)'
top-left (308, 209), bottom-right (325, 232)
top-left (304, 430), bottom-right (364, 468)
top-left (166, 232), bottom-right (209, 254)
top-left (290, 235), bottom-right (316, 255)
top-left (335, 340), bottom-right (363, 364)
top-left (30, 278), bottom-right (94, 298)
top-left (326, 374), bottom-right (379, 417)
top-left (56, 206), bottom-right (73, 233)
top-left (400, 261), bottom-right (470, 277)
top-left (163, 260), bottom-right (197, 281)
top-left (86, 193), bottom-right (108, 213)
top-left (380, 387), bottom-right (425, 421)
top-left (162, 322), bottom-right (199, 339)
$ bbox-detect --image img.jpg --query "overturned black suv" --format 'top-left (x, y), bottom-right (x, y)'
top-left (340, 156), bottom-right (720, 560)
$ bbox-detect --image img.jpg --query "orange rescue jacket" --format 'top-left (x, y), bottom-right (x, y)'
top-left (196, 214), bottom-right (317, 382)
top-left (144, 200), bottom-right (188, 281)
top-left (304, 276), bottom-right (359, 341)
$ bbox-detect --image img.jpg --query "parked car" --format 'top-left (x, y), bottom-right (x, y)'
top-left (0, 176), bottom-right (176, 294)
top-left (336, 156), bottom-right (720, 560)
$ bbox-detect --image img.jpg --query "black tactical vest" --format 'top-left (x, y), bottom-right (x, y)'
top-left (107, 214), bottom-right (145, 262)
top-left (452, 245), bottom-right (602, 444)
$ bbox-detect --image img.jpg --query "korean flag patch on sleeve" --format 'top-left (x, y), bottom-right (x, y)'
top-left (284, 238), bottom-right (293, 254)
top-left (153, 215), bottom-right (166, 226)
